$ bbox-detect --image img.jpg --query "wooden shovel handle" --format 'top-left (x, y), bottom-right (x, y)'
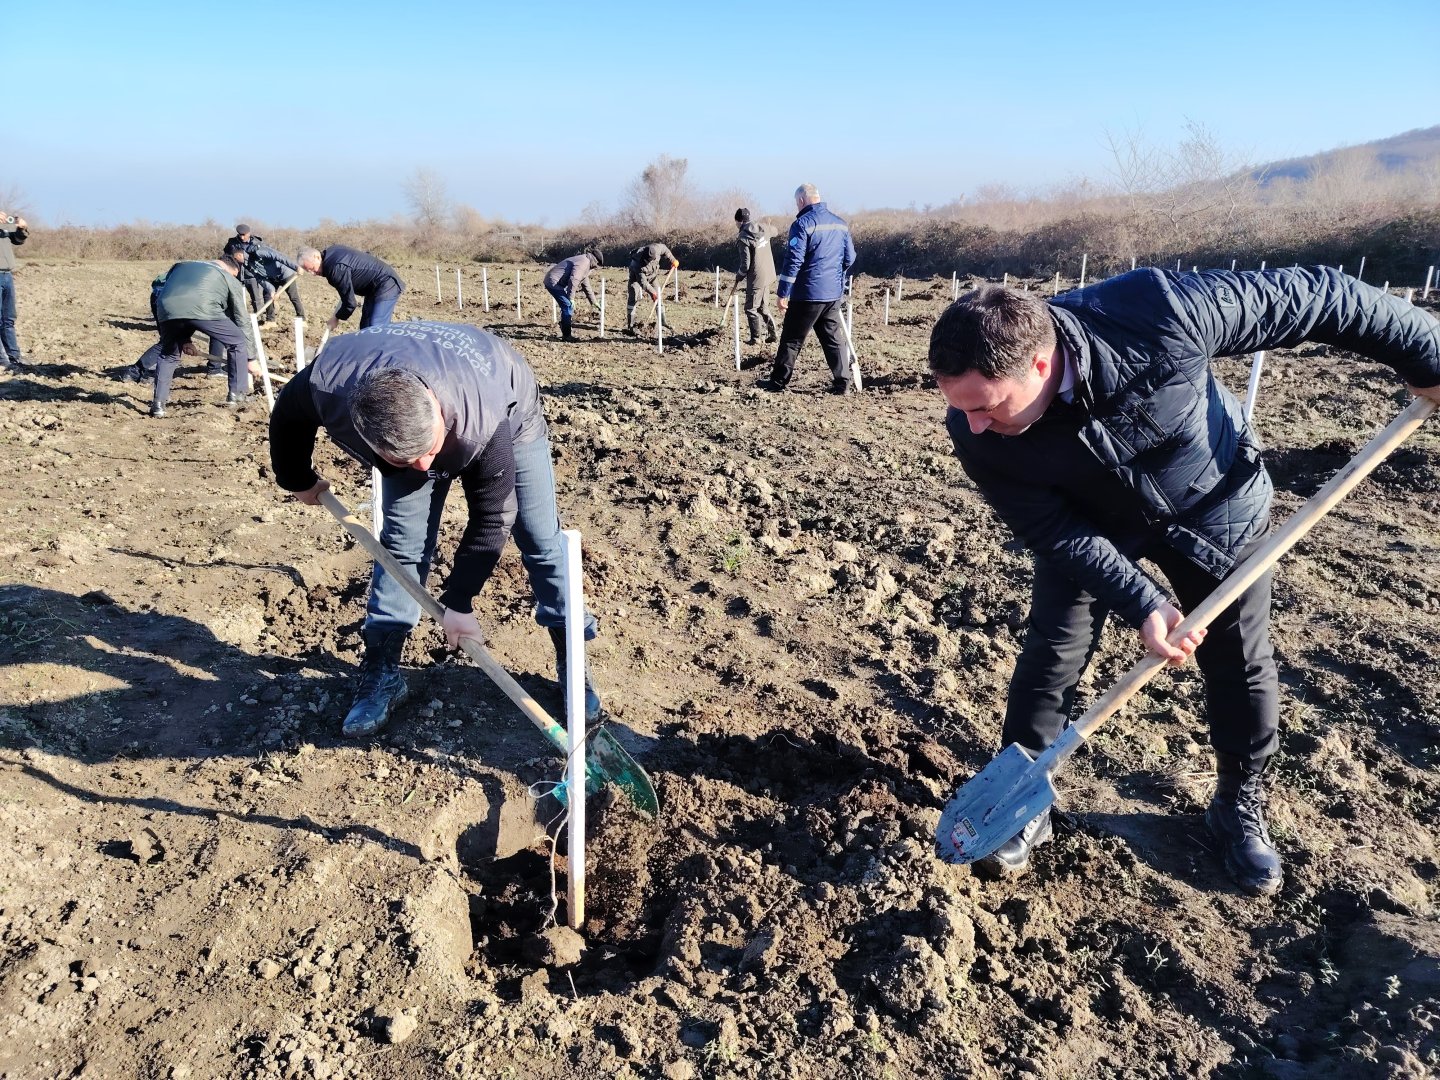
top-left (1070, 395), bottom-right (1436, 743)
top-left (318, 489), bottom-right (571, 755)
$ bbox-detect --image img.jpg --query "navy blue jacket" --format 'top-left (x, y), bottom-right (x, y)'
top-left (248, 242), bottom-right (300, 285)
top-left (948, 267), bottom-right (1440, 626)
top-left (777, 202), bottom-right (855, 303)
top-left (321, 245), bottom-right (405, 321)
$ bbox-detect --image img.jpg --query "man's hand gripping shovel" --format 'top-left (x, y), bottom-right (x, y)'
top-left (319, 489), bottom-right (659, 817)
top-left (937, 395), bottom-right (1437, 864)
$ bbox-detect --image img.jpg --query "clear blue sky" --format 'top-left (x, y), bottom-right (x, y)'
top-left (10, 0), bottom-right (1437, 227)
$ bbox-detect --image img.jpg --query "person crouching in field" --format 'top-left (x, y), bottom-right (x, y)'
top-left (928, 269), bottom-right (1440, 895)
top-left (148, 247), bottom-right (258, 418)
top-left (268, 321), bottom-right (603, 737)
top-left (297, 245), bottom-right (405, 331)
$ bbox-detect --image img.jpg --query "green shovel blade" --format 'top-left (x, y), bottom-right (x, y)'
top-left (935, 743), bottom-right (1057, 865)
top-left (554, 725), bottom-right (659, 818)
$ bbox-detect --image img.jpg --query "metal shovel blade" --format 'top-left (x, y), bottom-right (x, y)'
top-left (935, 743), bottom-right (1059, 864)
top-left (585, 726), bottom-right (660, 817)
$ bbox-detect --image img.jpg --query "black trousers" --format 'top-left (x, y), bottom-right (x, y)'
top-left (1004, 532), bottom-right (1279, 770)
top-left (769, 299), bottom-right (848, 387)
top-left (154, 318), bottom-right (249, 405)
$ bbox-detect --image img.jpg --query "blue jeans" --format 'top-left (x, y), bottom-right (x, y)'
top-left (544, 282), bottom-right (575, 321)
top-left (365, 431), bottom-right (598, 640)
top-left (359, 280), bottom-right (404, 328)
top-left (0, 270), bottom-right (19, 361)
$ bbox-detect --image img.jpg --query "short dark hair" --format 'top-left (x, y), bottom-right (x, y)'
top-left (928, 286), bottom-right (1056, 380)
top-left (350, 369), bottom-right (436, 462)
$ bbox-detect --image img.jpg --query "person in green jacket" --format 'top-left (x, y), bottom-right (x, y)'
top-left (149, 250), bottom-right (258, 418)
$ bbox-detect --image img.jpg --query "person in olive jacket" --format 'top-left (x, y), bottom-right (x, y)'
top-left (928, 267), bottom-right (1440, 895)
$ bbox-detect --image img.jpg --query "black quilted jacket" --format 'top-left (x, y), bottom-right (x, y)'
top-left (947, 266), bottom-right (1440, 625)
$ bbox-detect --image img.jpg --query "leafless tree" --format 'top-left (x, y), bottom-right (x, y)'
top-left (619, 155), bottom-right (697, 231)
top-left (403, 168), bottom-right (452, 235)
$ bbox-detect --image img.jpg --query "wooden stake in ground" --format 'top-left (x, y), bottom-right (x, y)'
top-left (561, 529), bottom-right (587, 930)
top-left (248, 311), bottom-right (276, 411)
top-left (294, 317), bottom-right (306, 371)
top-left (732, 294), bottom-right (740, 371)
top-left (1243, 351), bottom-right (1265, 422)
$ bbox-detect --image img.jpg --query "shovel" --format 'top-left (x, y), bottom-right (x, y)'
top-left (319, 489), bottom-right (659, 817)
top-left (937, 395), bottom-right (1437, 864)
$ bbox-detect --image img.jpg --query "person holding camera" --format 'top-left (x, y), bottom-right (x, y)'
top-left (0, 210), bottom-right (29, 370)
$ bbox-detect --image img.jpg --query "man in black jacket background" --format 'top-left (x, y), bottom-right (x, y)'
top-left (929, 267), bottom-right (1440, 894)
top-left (298, 245), bottom-right (405, 330)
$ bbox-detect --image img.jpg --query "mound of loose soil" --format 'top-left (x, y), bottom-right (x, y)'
top-left (2, 262), bottom-right (1438, 1079)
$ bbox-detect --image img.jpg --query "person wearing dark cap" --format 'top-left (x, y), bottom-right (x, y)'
top-left (542, 245), bottom-right (604, 342)
top-left (226, 224), bottom-right (266, 312)
top-left (297, 245), bottom-right (406, 330)
top-left (248, 239), bottom-right (306, 323)
top-left (625, 242), bottom-right (678, 335)
top-left (148, 247), bottom-right (259, 417)
top-left (734, 209), bottom-right (778, 346)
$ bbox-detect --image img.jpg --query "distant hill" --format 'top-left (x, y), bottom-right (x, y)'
top-left (1256, 125), bottom-right (1440, 183)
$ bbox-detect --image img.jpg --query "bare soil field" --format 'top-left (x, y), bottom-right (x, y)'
top-left (2, 259), bottom-right (1439, 1079)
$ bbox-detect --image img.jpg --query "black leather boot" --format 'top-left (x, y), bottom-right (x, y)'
top-left (547, 627), bottom-right (602, 721)
top-left (1206, 754), bottom-right (1283, 895)
top-left (982, 808), bottom-right (1052, 874)
top-left (762, 312), bottom-right (778, 343)
top-left (560, 315), bottom-right (574, 342)
top-left (342, 627), bottom-right (409, 737)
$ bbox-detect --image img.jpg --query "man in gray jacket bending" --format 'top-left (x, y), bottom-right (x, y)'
top-left (733, 208), bottom-right (778, 346)
top-left (269, 321), bottom-right (602, 737)
top-left (543, 245), bottom-right (603, 342)
top-left (625, 242), bottom-right (678, 335)
top-left (929, 268), bottom-right (1440, 895)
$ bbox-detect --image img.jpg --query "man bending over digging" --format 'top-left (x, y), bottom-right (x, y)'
top-left (928, 268), bottom-right (1440, 895)
top-left (269, 321), bottom-right (602, 736)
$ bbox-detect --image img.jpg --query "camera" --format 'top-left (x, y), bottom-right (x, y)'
top-left (2, 216), bottom-right (14, 225)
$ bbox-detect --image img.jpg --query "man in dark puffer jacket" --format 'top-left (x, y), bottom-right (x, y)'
top-left (929, 267), bottom-right (1440, 894)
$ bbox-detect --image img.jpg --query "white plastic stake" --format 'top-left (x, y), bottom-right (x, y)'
top-left (1192, 266), bottom-right (1198, 273)
top-left (838, 311), bottom-right (863, 393)
top-left (1079, 253), bottom-right (1088, 289)
top-left (883, 288), bottom-right (890, 325)
top-left (551, 296), bottom-right (557, 324)
top-left (371, 467), bottom-right (384, 535)
top-left (294, 317), bottom-right (306, 371)
top-left (1002, 272), bottom-right (1008, 288)
top-left (456, 269), bottom-right (463, 309)
top-left (249, 313), bottom-right (275, 411)
top-left (1053, 271), bottom-right (1060, 295)
top-left (896, 276), bottom-right (903, 302)
top-left (1404, 288), bottom-right (1414, 304)
top-left (1338, 264), bottom-right (1344, 276)
top-left (1243, 351), bottom-right (1265, 422)
top-left (1356, 256), bottom-right (1366, 282)
top-left (1260, 261), bottom-right (1267, 271)
top-left (561, 529), bottom-right (586, 930)
top-left (599, 277), bottom-right (606, 338)
top-left (434, 264), bottom-right (442, 302)
top-left (673, 267), bottom-right (679, 302)
top-left (1131, 256), bottom-right (1137, 271)
top-left (515, 270), bottom-right (521, 316)
top-left (1175, 259), bottom-right (1182, 272)
top-left (732, 294), bottom-right (740, 371)
top-left (951, 271), bottom-right (957, 299)
top-left (482, 266), bottom-right (490, 312)
top-left (1381, 281), bottom-right (1389, 295)
top-left (656, 296), bottom-right (664, 354)
top-left (1230, 259), bottom-right (1237, 271)
top-left (1424, 266), bottom-right (1435, 299)
top-left (714, 266), bottom-right (720, 307)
